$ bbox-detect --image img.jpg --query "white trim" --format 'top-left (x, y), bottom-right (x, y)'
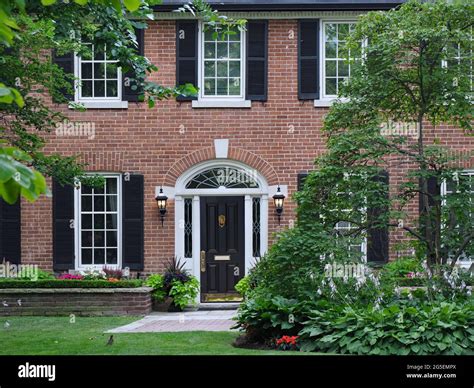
top-left (174, 160), bottom-right (272, 302)
top-left (440, 169), bottom-right (474, 269)
top-left (314, 97), bottom-right (348, 107)
top-left (192, 99), bottom-right (251, 108)
top-left (197, 21), bottom-right (247, 103)
top-left (214, 139), bottom-right (230, 158)
top-left (70, 100), bottom-right (128, 109)
top-left (74, 173), bottom-right (122, 270)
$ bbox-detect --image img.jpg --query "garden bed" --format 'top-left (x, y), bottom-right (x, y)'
top-left (0, 286), bottom-right (153, 316)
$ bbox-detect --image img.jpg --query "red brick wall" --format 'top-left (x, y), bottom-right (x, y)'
top-left (20, 19), bottom-right (474, 272)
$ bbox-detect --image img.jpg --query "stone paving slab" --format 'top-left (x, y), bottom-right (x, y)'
top-left (106, 310), bottom-right (238, 333)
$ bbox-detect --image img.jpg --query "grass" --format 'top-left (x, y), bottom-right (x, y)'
top-left (0, 316), bottom-right (304, 355)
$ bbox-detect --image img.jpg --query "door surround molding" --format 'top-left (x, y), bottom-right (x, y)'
top-left (174, 159), bottom-right (269, 303)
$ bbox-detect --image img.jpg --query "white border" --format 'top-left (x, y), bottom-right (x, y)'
top-left (74, 173), bottom-right (122, 270)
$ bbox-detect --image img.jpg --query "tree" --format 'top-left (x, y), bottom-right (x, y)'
top-left (0, 0), bottom-right (245, 203)
top-left (297, 0), bottom-right (473, 271)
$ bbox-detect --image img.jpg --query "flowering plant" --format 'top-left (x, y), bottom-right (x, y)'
top-left (57, 273), bottom-right (83, 280)
top-left (79, 267), bottom-right (106, 280)
top-left (275, 335), bottom-right (299, 351)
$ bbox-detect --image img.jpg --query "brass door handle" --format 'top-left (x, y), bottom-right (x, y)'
top-left (200, 250), bottom-right (206, 272)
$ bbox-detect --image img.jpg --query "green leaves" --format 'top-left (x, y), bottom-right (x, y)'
top-left (0, 146), bottom-right (48, 204)
top-left (0, 83), bottom-right (24, 107)
top-left (123, 0), bottom-right (142, 12)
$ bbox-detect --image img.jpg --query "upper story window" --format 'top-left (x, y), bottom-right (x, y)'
top-left (198, 23), bottom-right (246, 103)
top-left (77, 43), bottom-right (122, 101)
top-left (447, 28), bottom-right (473, 92)
top-left (322, 21), bottom-right (362, 100)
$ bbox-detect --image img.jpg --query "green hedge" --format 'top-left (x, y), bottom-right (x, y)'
top-left (0, 279), bottom-right (144, 289)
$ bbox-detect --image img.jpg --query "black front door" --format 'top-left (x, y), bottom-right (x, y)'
top-left (200, 196), bottom-right (244, 300)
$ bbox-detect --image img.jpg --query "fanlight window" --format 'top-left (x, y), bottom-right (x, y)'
top-left (185, 167), bottom-right (259, 189)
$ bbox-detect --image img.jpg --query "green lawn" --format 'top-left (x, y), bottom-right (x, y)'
top-left (0, 316), bottom-right (301, 355)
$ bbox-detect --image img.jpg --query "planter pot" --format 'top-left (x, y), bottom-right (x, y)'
top-left (152, 297), bottom-right (172, 312)
top-left (167, 301), bottom-right (183, 312)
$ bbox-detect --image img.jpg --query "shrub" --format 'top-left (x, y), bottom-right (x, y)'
top-left (102, 266), bottom-right (124, 280)
top-left (298, 299), bottom-right (474, 355)
top-left (168, 276), bottom-right (200, 309)
top-left (17, 268), bottom-right (55, 280)
top-left (0, 279), bottom-right (143, 288)
top-left (145, 274), bottom-right (167, 302)
top-left (235, 276), bottom-right (252, 298)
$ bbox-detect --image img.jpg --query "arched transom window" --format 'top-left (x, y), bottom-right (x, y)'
top-left (185, 167), bottom-right (259, 189)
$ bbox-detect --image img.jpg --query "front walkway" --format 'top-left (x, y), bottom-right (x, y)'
top-left (107, 310), bottom-right (238, 333)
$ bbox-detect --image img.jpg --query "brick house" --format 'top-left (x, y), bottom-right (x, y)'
top-left (1, 0), bottom-right (472, 303)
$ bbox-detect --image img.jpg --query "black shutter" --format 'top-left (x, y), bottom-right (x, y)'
top-left (297, 173), bottom-right (309, 191)
top-left (52, 51), bottom-right (74, 102)
top-left (122, 27), bottom-right (145, 102)
top-left (122, 174), bottom-right (144, 270)
top-left (53, 181), bottom-right (75, 270)
top-left (298, 20), bottom-right (319, 100)
top-left (246, 20), bottom-right (268, 101)
top-left (176, 20), bottom-right (198, 101)
top-left (367, 170), bottom-right (389, 263)
top-left (0, 199), bottom-right (21, 265)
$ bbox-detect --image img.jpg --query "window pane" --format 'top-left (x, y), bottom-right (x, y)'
top-left (81, 249), bottom-right (93, 264)
top-left (106, 214), bottom-right (118, 229)
top-left (106, 63), bottom-right (118, 78)
top-left (338, 23), bottom-right (350, 40)
top-left (216, 78), bottom-right (228, 95)
top-left (204, 61), bottom-right (215, 77)
top-left (94, 249), bottom-right (105, 264)
top-left (204, 78), bottom-right (216, 95)
top-left (94, 80), bottom-right (105, 97)
top-left (326, 61), bottom-right (337, 77)
top-left (326, 42), bottom-right (337, 58)
top-left (229, 43), bottom-right (240, 59)
top-left (106, 195), bottom-right (117, 212)
top-left (94, 63), bottom-right (105, 79)
top-left (106, 178), bottom-right (117, 194)
top-left (81, 81), bottom-right (93, 97)
top-left (94, 214), bottom-right (105, 229)
top-left (229, 78), bottom-right (240, 95)
top-left (81, 63), bottom-right (92, 79)
top-left (106, 80), bottom-right (118, 97)
top-left (82, 231), bottom-right (93, 247)
top-left (339, 61), bottom-right (349, 77)
top-left (216, 61), bottom-right (228, 77)
top-left (325, 24), bottom-right (337, 42)
top-left (82, 214), bottom-right (92, 229)
top-left (107, 231), bottom-right (117, 247)
top-left (326, 78), bottom-right (337, 95)
top-left (217, 42), bottom-right (227, 59)
top-left (204, 42), bottom-right (215, 58)
top-left (94, 231), bottom-right (105, 247)
top-left (106, 249), bottom-right (117, 264)
top-left (94, 195), bottom-right (105, 212)
top-left (94, 47), bottom-right (105, 60)
top-left (81, 196), bottom-right (92, 211)
top-left (229, 61), bottom-right (240, 77)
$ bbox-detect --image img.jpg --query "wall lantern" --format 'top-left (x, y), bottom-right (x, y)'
top-left (155, 188), bottom-right (168, 227)
top-left (272, 186), bottom-right (285, 225)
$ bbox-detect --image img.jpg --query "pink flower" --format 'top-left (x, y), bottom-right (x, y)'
top-left (57, 274), bottom-right (84, 280)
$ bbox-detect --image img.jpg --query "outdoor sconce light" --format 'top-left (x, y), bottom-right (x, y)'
top-left (272, 186), bottom-right (285, 225)
top-left (155, 188), bottom-right (168, 227)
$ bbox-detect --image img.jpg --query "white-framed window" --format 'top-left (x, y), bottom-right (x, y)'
top-left (321, 21), bottom-right (362, 100)
top-left (75, 174), bottom-right (122, 269)
top-left (447, 27), bottom-right (473, 92)
top-left (193, 22), bottom-right (250, 108)
top-left (334, 220), bottom-right (367, 261)
top-left (74, 43), bottom-right (127, 108)
top-left (441, 170), bottom-right (474, 267)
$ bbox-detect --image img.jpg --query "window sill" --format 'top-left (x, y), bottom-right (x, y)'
top-left (314, 98), bottom-right (350, 108)
top-left (70, 100), bottom-right (129, 109)
top-left (192, 100), bottom-right (252, 109)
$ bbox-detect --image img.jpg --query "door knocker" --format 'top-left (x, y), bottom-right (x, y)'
top-left (218, 214), bottom-right (226, 228)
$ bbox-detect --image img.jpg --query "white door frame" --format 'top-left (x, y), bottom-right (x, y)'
top-left (174, 160), bottom-right (269, 302)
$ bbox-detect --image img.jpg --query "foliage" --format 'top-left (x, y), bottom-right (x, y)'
top-left (144, 273), bottom-right (167, 302)
top-left (0, 0), bottom-right (245, 203)
top-left (235, 276), bottom-right (252, 298)
top-left (299, 299), bottom-right (474, 355)
top-left (102, 266), bottom-right (124, 280)
top-left (168, 276), bottom-right (200, 309)
top-left (0, 279), bottom-right (143, 288)
top-left (16, 267), bottom-right (55, 280)
top-left (380, 257), bottom-right (423, 279)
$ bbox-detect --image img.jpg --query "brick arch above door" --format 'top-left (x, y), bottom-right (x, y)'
top-left (163, 145), bottom-right (279, 187)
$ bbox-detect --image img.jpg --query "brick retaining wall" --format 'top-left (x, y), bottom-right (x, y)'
top-left (0, 287), bottom-right (153, 316)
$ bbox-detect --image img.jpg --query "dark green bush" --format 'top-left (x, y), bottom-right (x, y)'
top-left (0, 279), bottom-right (143, 288)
